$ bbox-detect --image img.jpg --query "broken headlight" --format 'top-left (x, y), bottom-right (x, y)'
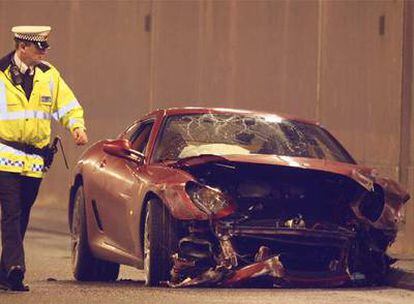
top-left (186, 182), bottom-right (236, 217)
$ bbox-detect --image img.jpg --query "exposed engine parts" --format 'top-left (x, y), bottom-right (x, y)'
top-left (168, 216), bottom-right (392, 287)
top-left (166, 160), bottom-right (407, 288)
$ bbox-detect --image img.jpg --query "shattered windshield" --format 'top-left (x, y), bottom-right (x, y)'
top-left (153, 114), bottom-right (355, 164)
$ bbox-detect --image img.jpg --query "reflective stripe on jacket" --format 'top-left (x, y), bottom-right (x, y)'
top-left (0, 52), bottom-right (85, 177)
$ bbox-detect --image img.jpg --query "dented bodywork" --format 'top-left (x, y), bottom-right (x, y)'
top-left (164, 155), bottom-right (408, 287)
top-left (69, 108), bottom-right (409, 288)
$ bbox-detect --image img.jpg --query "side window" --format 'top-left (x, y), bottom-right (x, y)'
top-left (122, 122), bottom-right (140, 141)
top-left (130, 122), bottom-right (154, 153)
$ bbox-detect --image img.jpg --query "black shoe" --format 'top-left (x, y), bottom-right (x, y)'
top-left (10, 282), bottom-right (29, 292)
top-left (7, 266), bottom-right (29, 292)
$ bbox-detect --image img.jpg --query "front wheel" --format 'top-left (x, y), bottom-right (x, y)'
top-left (144, 198), bottom-right (178, 286)
top-left (71, 185), bottom-right (120, 281)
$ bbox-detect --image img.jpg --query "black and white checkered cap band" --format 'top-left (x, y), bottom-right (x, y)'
top-left (15, 33), bottom-right (48, 42)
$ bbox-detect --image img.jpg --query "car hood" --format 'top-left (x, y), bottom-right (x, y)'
top-left (172, 154), bottom-right (379, 191)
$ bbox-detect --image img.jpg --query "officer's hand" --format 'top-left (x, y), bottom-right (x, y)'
top-left (73, 128), bottom-right (88, 145)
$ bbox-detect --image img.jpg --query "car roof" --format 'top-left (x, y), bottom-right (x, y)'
top-left (144, 107), bottom-right (320, 126)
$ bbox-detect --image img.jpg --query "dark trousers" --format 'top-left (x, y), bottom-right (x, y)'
top-left (0, 172), bottom-right (41, 277)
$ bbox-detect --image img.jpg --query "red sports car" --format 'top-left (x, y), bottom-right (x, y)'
top-left (68, 107), bottom-right (409, 287)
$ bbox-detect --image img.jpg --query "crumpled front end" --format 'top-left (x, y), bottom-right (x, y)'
top-left (169, 220), bottom-right (354, 287)
top-left (166, 159), bottom-right (409, 288)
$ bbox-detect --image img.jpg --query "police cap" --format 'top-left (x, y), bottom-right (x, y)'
top-left (11, 25), bottom-right (51, 50)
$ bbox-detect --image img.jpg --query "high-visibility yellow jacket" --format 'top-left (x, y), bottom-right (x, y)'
top-left (0, 52), bottom-right (85, 178)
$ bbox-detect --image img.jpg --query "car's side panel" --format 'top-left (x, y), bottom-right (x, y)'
top-left (78, 143), bottom-right (141, 267)
top-left (89, 154), bottom-right (138, 254)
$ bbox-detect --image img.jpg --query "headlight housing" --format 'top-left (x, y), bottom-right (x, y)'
top-left (185, 182), bottom-right (236, 217)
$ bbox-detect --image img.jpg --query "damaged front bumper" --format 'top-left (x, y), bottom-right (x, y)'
top-left (169, 219), bottom-right (358, 287)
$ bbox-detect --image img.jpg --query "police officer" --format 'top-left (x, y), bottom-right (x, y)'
top-left (0, 26), bottom-right (88, 291)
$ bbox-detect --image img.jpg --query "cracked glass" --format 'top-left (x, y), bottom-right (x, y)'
top-left (153, 114), bottom-right (354, 164)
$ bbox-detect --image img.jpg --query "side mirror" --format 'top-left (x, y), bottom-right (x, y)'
top-left (103, 139), bottom-right (145, 163)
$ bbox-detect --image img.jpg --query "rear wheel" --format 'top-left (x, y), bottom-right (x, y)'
top-left (144, 198), bottom-right (178, 286)
top-left (71, 185), bottom-right (120, 281)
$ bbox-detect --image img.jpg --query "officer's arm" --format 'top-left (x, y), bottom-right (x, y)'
top-left (52, 74), bottom-right (87, 145)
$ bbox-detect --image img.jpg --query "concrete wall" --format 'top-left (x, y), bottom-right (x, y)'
top-left (0, 0), bottom-right (412, 253)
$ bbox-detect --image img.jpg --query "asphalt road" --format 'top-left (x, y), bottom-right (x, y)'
top-left (0, 230), bottom-right (413, 304)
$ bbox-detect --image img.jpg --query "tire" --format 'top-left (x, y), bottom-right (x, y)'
top-left (144, 198), bottom-right (178, 286)
top-left (70, 185), bottom-right (120, 281)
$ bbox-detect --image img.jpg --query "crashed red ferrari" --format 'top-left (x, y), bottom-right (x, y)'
top-left (68, 107), bottom-right (409, 287)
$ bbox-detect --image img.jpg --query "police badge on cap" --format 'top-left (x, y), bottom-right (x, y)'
top-left (11, 25), bottom-right (51, 50)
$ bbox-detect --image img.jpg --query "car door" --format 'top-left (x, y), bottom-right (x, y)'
top-left (92, 120), bottom-right (154, 256)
